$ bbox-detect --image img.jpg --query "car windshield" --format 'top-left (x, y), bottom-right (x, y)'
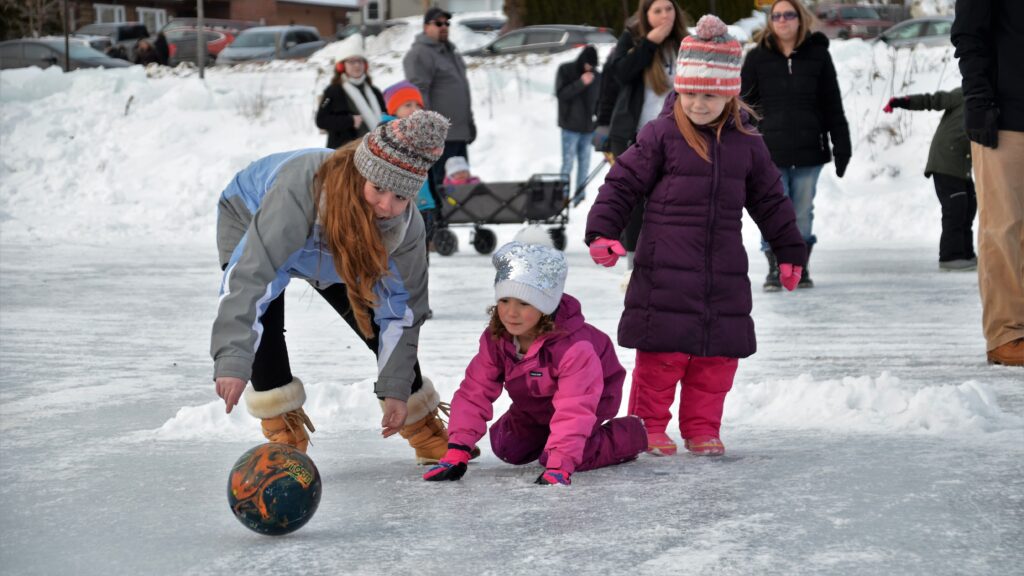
top-left (840, 6), bottom-right (881, 19)
top-left (42, 42), bottom-right (109, 59)
top-left (231, 31), bottom-right (276, 48)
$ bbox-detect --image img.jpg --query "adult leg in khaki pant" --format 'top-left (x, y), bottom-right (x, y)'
top-left (971, 131), bottom-right (1024, 365)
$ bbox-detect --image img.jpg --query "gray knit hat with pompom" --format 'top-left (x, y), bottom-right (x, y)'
top-left (493, 241), bottom-right (568, 315)
top-left (354, 109), bottom-right (449, 198)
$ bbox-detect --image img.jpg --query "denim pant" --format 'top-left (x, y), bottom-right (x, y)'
top-left (561, 129), bottom-right (593, 196)
top-left (762, 164), bottom-right (823, 252)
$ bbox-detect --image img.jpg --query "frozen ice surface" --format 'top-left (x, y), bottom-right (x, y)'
top-left (1, 242), bottom-right (1021, 576)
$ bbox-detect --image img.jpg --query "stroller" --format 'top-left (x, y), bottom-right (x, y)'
top-left (431, 160), bottom-right (608, 256)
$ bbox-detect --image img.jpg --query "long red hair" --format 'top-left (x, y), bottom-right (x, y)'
top-left (313, 140), bottom-right (388, 339)
top-left (672, 95), bottom-right (759, 162)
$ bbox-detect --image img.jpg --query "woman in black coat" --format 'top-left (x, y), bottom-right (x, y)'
top-left (606, 0), bottom-right (689, 268)
top-left (315, 49), bottom-right (385, 149)
top-left (741, 0), bottom-right (851, 290)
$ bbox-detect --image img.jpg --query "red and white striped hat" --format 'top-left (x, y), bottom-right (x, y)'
top-left (674, 15), bottom-right (742, 97)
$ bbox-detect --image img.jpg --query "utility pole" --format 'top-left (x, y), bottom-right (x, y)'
top-left (63, 0), bottom-right (70, 72)
top-left (197, 0), bottom-right (205, 79)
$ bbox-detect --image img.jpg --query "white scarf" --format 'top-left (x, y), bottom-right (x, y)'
top-left (341, 75), bottom-right (382, 131)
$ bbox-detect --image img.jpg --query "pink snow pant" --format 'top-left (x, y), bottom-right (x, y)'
top-left (488, 407), bottom-right (647, 473)
top-left (629, 351), bottom-right (739, 439)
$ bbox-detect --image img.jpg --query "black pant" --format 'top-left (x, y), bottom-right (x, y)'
top-left (251, 283), bottom-right (423, 395)
top-left (932, 174), bottom-right (977, 262)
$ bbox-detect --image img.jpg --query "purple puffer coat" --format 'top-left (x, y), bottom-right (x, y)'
top-left (586, 96), bottom-right (806, 358)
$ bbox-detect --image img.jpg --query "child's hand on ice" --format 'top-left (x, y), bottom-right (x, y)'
top-left (423, 446), bottom-right (472, 481)
top-left (535, 469), bottom-right (571, 486)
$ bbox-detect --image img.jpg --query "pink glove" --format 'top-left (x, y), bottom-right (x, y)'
top-left (589, 237), bottom-right (626, 267)
top-left (535, 468), bottom-right (571, 486)
top-left (422, 446), bottom-right (472, 481)
top-left (779, 263), bottom-right (803, 291)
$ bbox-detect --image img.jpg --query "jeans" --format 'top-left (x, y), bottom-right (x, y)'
top-left (762, 164), bottom-right (823, 252)
top-left (561, 129), bottom-right (593, 196)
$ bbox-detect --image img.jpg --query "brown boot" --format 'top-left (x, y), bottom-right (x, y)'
top-left (396, 378), bottom-right (449, 464)
top-left (245, 378), bottom-right (316, 452)
top-left (987, 338), bottom-right (1024, 366)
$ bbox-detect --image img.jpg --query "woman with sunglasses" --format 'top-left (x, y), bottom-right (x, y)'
top-left (316, 43), bottom-right (385, 150)
top-left (741, 0), bottom-right (851, 291)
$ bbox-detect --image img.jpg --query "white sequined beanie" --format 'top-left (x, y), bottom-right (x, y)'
top-left (354, 109), bottom-right (449, 199)
top-left (492, 241), bottom-right (568, 315)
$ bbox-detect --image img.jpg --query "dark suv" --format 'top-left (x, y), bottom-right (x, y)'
top-left (74, 22), bottom-right (150, 59)
top-left (463, 25), bottom-right (616, 57)
top-left (815, 4), bottom-right (894, 40)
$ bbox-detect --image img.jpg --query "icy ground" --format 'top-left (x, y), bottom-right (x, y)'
top-left (1, 239), bottom-right (1021, 576)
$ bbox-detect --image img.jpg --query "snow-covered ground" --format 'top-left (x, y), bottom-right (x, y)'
top-left (2, 16), bottom-right (1021, 576)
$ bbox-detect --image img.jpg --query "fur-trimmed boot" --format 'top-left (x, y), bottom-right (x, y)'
top-left (396, 378), bottom-right (451, 465)
top-left (245, 378), bottom-right (315, 453)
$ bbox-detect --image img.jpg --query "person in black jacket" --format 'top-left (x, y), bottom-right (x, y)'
top-left (315, 45), bottom-right (385, 150)
top-left (556, 46), bottom-right (600, 200)
top-left (606, 0), bottom-right (689, 269)
top-left (741, 0), bottom-right (851, 291)
top-left (153, 32), bottom-right (169, 66)
top-left (952, 0), bottom-right (1024, 367)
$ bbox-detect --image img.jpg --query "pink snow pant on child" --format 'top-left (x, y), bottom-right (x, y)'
top-left (489, 407), bottom-right (647, 472)
top-left (629, 351), bottom-right (739, 439)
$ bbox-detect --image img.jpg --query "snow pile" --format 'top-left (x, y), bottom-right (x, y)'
top-left (144, 371), bottom-right (1020, 443)
top-left (2, 36), bottom-right (959, 246)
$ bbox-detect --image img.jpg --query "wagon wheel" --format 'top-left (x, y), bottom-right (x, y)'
top-left (549, 228), bottom-right (567, 251)
top-left (472, 228), bottom-right (498, 255)
top-left (434, 229), bottom-right (458, 256)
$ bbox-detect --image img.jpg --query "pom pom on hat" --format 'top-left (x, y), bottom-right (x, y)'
top-left (492, 241), bottom-right (568, 315)
top-left (674, 14), bottom-right (742, 97)
top-left (354, 110), bottom-right (449, 199)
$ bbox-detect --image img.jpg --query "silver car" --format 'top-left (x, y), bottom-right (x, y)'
top-left (215, 25), bottom-right (326, 65)
top-left (0, 37), bottom-right (132, 70)
top-left (876, 16), bottom-right (954, 49)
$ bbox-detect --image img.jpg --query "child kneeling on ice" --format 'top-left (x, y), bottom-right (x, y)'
top-left (423, 240), bottom-right (647, 486)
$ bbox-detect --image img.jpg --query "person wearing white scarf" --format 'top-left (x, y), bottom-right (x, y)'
top-left (315, 53), bottom-right (386, 149)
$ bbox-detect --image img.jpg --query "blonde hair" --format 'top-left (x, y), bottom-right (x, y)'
top-left (313, 140), bottom-right (388, 339)
top-left (673, 96), bottom-right (759, 163)
top-left (755, 0), bottom-right (818, 50)
top-left (635, 0), bottom-right (689, 95)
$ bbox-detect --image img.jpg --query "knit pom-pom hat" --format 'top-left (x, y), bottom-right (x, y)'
top-left (383, 80), bottom-right (424, 116)
top-left (674, 14), bottom-right (742, 97)
top-left (354, 109), bottom-right (449, 198)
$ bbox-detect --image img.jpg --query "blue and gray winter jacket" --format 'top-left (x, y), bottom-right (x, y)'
top-left (211, 148), bottom-right (429, 401)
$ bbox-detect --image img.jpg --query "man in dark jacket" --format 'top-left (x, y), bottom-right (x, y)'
top-left (952, 0), bottom-right (1024, 366)
top-left (884, 88), bottom-right (976, 270)
top-left (403, 7), bottom-right (476, 190)
top-left (556, 46), bottom-right (600, 200)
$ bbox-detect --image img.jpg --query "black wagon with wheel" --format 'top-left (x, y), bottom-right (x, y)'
top-left (432, 173), bottom-right (571, 256)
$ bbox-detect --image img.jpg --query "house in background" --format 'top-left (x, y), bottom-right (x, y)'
top-left (360, 0), bottom-right (503, 23)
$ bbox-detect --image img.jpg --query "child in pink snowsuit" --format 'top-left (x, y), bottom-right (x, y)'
top-left (423, 241), bottom-right (647, 485)
top-left (585, 16), bottom-right (807, 457)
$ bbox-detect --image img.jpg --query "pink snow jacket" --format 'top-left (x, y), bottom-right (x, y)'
top-left (447, 294), bottom-right (626, 473)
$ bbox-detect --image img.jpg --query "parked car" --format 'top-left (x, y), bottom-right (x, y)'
top-left (215, 25), bottom-right (326, 65)
top-left (74, 22), bottom-right (150, 59)
top-left (876, 16), bottom-right (953, 49)
top-left (335, 19), bottom-right (407, 40)
top-left (464, 24), bottom-right (616, 57)
top-left (0, 37), bottom-right (132, 70)
top-left (161, 18), bottom-right (259, 66)
top-left (459, 16), bottom-right (507, 32)
top-left (814, 4), bottom-right (894, 40)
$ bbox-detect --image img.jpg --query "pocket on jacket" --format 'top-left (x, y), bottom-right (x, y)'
top-left (527, 372), bottom-right (557, 398)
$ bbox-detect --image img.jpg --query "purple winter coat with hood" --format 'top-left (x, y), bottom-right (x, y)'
top-left (586, 93), bottom-right (806, 358)
top-left (447, 294), bottom-right (626, 473)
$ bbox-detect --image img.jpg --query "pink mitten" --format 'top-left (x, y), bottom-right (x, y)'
top-left (779, 263), bottom-right (803, 291)
top-left (589, 237), bottom-right (626, 267)
top-left (535, 468), bottom-right (571, 486)
top-left (422, 446), bottom-right (472, 481)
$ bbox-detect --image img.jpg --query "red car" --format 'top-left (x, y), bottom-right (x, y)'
top-left (815, 4), bottom-right (894, 40)
top-left (161, 18), bottom-right (258, 66)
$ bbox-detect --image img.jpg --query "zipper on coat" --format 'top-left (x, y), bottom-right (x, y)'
top-left (702, 137), bottom-right (720, 357)
top-left (787, 57), bottom-right (792, 75)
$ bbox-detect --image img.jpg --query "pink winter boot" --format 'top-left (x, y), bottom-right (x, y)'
top-left (685, 436), bottom-right (725, 456)
top-left (646, 432), bottom-right (678, 456)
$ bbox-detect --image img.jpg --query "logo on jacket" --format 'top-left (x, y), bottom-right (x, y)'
top-left (530, 371), bottom-right (543, 377)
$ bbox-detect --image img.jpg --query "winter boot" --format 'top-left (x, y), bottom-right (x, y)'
top-left (684, 436), bottom-right (725, 456)
top-left (646, 431), bottom-right (678, 456)
top-left (245, 378), bottom-right (316, 453)
top-left (763, 252), bottom-right (782, 292)
top-left (798, 245), bottom-right (814, 289)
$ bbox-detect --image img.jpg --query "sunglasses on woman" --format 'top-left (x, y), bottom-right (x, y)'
top-left (771, 11), bottom-right (799, 22)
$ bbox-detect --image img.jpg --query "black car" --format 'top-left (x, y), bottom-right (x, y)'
top-left (463, 25), bottom-right (616, 57)
top-left (75, 22), bottom-right (150, 59)
top-left (0, 38), bottom-right (132, 70)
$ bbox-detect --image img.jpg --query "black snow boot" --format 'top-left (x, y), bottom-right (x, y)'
top-left (798, 245), bottom-right (814, 289)
top-left (763, 252), bottom-right (782, 292)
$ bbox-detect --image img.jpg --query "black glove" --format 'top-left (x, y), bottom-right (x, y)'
top-left (883, 96), bottom-right (910, 113)
top-left (467, 121), bottom-right (477, 145)
top-left (592, 125), bottom-right (610, 152)
top-left (834, 154), bottom-right (850, 179)
top-left (965, 106), bottom-right (999, 149)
